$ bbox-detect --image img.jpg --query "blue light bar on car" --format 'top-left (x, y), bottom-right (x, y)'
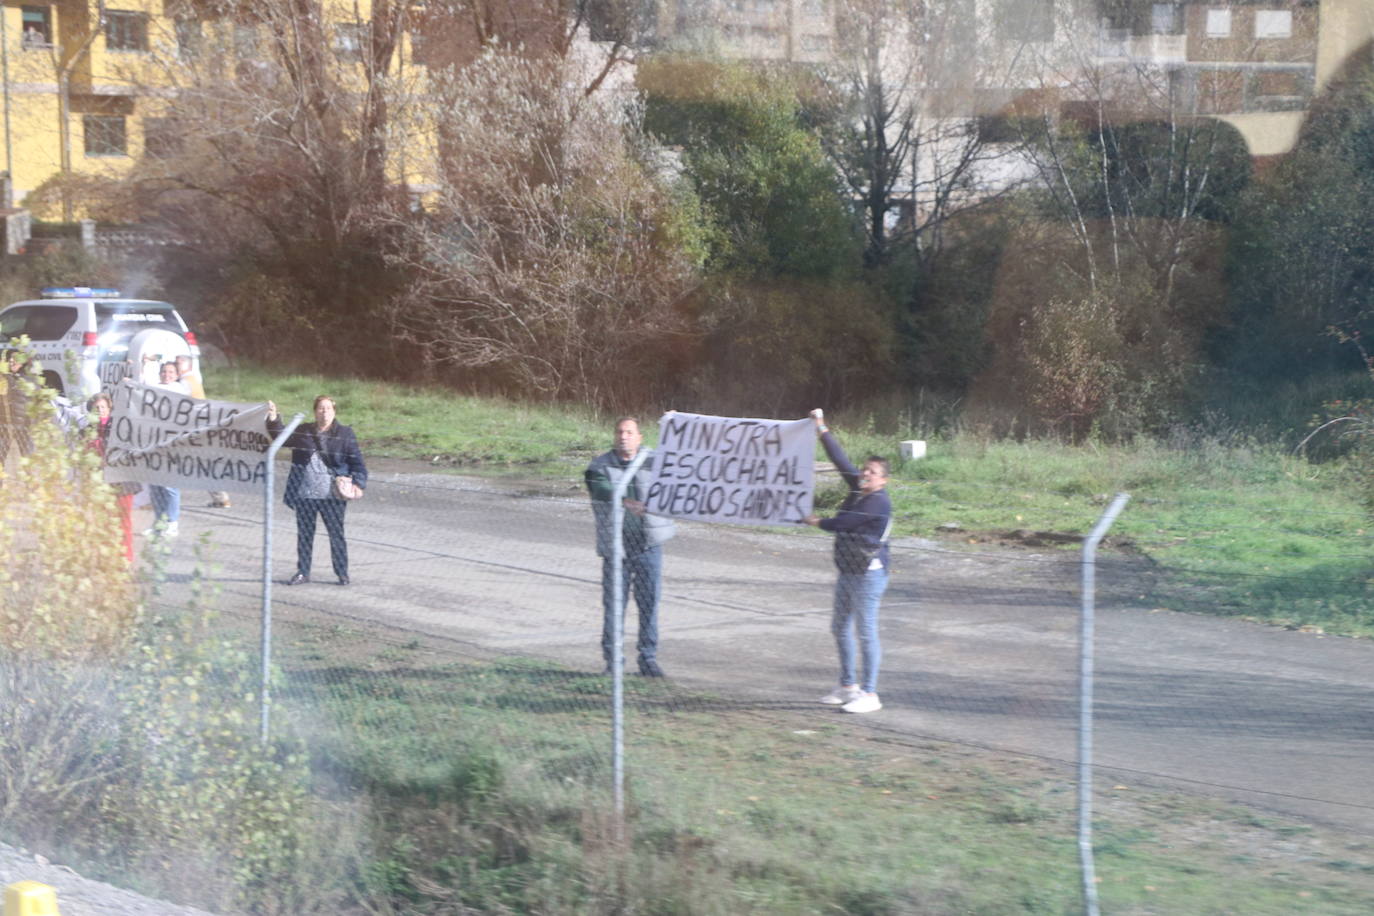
top-left (40, 286), bottom-right (121, 298)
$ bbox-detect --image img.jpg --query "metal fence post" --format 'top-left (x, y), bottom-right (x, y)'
top-left (260, 413), bottom-right (303, 745)
top-left (610, 448), bottom-right (651, 824)
top-left (1079, 492), bottom-right (1130, 916)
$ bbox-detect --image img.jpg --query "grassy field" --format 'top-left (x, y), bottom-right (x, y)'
top-left (10, 363), bottom-right (1371, 916)
top-left (214, 363), bottom-right (1373, 637)
top-left (264, 623), bottom-right (1374, 915)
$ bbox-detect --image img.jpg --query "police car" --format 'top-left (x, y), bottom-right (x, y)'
top-left (0, 287), bottom-right (201, 398)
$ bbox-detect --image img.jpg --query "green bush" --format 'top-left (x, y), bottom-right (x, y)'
top-left (0, 353), bottom-right (321, 914)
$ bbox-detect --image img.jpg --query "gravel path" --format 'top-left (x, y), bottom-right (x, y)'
top-left (0, 843), bottom-right (217, 916)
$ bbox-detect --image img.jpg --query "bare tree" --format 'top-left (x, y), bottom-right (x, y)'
top-left (967, 3), bottom-right (1251, 435)
top-left (1008, 4), bottom-right (1251, 301)
top-left (110, 0), bottom-right (428, 364)
top-left (407, 0), bottom-right (633, 94)
top-left (379, 49), bottom-right (701, 404)
top-left (813, 0), bottom-right (1030, 267)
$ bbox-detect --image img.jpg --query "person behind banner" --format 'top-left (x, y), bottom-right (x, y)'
top-left (803, 408), bottom-right (892, 714)
top-left (585, 416), bottom-right (675, 677)
top-left (267, 396), bottom-right (367, 586)
top-left (177, 354), bottom-right (232, 510)
top-left (89, 392), bottom-right (137, 562)
top-left (144, 361), bottom-right (189, 540)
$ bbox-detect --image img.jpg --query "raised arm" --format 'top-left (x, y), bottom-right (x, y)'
top-left (811, 408), bottom-right (860, 487)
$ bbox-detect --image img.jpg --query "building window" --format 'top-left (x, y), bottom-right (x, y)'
top-left (996, 0), bottom-right (1053, 43)
top-left (334, 23), bottom-right (366, 61)
top-left (175, 18), bottom-right (202, 59)
top-left (587, 0), bottom-right (628, 43)
top-left (1205, 8), bottom-right (1231, 38)
top-left (143, 118), bottom-right (183, 158)
top-left (1150, 3), bottom-right (1177, 34)
top-left (976, 114), bottom-right (1035, 144)
top-left (1254, 9), bottom-right (1292, 39)
top-left (105, 10), bottom-right (149, 51)
top-left (84, 115), bottom-right (127, 156)
top-left (21, 6), bottom-right (52, 47)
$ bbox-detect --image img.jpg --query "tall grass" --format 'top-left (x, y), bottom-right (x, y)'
top-left (210, 363), bottom-right (611, 469)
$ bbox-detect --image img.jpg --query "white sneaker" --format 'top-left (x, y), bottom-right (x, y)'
top-left (841, 692), bottom-right (882, 714)
top-left (164, 521), bottom-right (179, 538)
top-left (820, 685), bottom-right (863, 705)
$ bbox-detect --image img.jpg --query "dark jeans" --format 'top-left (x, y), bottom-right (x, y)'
top-left (600, 545), bottom-right (662, 666)
top-left (295, 499), bottom-right (348, 578)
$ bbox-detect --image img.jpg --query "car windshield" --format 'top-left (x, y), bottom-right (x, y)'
top-left (0, 304), bottom-right (78, 341)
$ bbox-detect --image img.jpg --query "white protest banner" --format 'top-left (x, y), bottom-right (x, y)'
top-left (103, 379), bottom-right (273, 493)
top-left (644, 412), bottom-right (814, 526)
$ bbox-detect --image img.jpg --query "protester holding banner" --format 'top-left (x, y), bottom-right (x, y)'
top-left (145, 361), bottom-right (189, 539)
top-left (267, 396), bottom-right (367, 586)
top-left (102, 379), bottom-right (273, 504)
top-left (803, 409), bottom-right (893, 714)
top-left (586, 416), bottom-right (675, 677)
top-left (176, 355), bottom-right (231, 510)
top-left (89, 392), bottom-right (136, 562)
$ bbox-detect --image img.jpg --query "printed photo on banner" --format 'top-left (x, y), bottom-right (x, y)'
top-left (645, 411), bottom-right (814, 526)
top-left (103, 379), bottom-right (272, 493)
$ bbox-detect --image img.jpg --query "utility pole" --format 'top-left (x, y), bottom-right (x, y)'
top-left (1, 3), bottom-right (13, 180)
top-left (58, 2), bottom-right (105, 222)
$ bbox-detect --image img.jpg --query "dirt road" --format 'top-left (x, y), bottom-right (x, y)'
top-left (154, 464), bottom-right (1374, 835)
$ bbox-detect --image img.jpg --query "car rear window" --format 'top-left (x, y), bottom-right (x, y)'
top-left (95, 303), bottom-right (182, 343)
top-left (0, 305), bottom-right (78, 341)
top-left (95, 303), bottom-right (180, 328)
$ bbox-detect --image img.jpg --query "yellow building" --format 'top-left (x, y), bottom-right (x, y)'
top-left (1, 0), bottom-right (166, 207)
top-left (0, 0), bottom-right (414, 216)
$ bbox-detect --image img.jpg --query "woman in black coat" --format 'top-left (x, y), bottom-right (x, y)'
top-left (266, 395), bottom-right (368, 585)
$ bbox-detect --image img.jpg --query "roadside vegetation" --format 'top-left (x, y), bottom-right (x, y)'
top-left (0, 359), bottom-right (1369, 914)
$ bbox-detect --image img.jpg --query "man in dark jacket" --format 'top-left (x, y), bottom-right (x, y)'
top-left (267, 396), bottom-right (367, 585)
top-left (586, 416), bottom-right (676, 677)
top-left (803, 408), bottom-right (892, 713)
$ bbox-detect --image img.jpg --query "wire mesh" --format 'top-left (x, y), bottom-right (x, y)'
top-left (136, 460), bottom-right (1374, 841)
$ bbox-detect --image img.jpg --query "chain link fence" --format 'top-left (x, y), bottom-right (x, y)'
top-left (140, 457), bottom-right (1374, 894)
top-left (5, 417), bottom-right (1374, 912)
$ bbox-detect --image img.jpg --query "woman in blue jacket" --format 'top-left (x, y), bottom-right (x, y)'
top-left (267, 395), bottom-right (367, 586)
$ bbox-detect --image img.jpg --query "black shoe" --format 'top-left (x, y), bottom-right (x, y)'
top-left (337, 575), bottom-right (350, 586)
top-left (287, 572), bottom-right (309, 586)
top-left (638, 659), bottom-right (665, 678)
